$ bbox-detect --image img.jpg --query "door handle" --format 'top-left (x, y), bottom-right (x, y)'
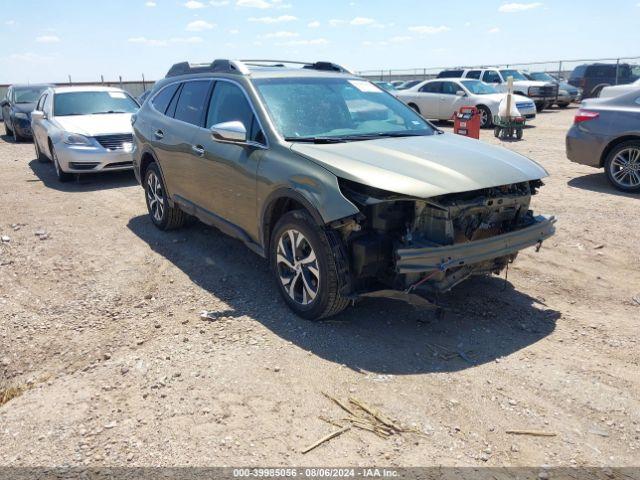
top-left (191, 145), bottom-right (205, 157)
top-left (154, 129), bottom-right (164, 139)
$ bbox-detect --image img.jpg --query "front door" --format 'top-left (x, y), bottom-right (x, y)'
top-left (438, 81), bottom-right (465, 118)
top-left (192, 80), bottom-right (266, 241)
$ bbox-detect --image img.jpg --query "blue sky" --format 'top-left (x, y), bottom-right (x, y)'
top-left (1, 0), bottom-right (639, 83)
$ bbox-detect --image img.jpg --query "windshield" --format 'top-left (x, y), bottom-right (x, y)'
top-left (530, 72), bottom-right (555, 82)
top-left (53, 91), bottom-right (139, 116)
top-left (499, 69), bottom-right (527, 81)
top-left (461, 80), bottom-right (498, 95)
top-left (14, 87), bottom-right (48, 104)
top-left (254, 77), bottom-right (435, 140)
top-left (375, 82), bottom-right (396, 91)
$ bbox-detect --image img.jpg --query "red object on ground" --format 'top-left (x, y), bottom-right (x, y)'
top-left (453, 106), bottom-right (481, 139)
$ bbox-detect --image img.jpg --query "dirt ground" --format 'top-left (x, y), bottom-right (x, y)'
top-left (0, 106), bottom-right (639, 468)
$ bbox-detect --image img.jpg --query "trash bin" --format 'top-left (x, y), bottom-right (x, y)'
top-left (453, 106), bottom-right (481, 139)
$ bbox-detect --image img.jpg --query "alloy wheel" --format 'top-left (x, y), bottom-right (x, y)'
top-left (276, 229), bottom-right (320, 305)
top-left (479, 108), bottom-right (488, 127)
top-left (609, 147), bottom-right (640, 189)
top-left (146, 171), bottom-right (165, 223)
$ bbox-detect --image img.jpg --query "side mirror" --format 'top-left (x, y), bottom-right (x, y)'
top-left (0, 100), bottom-right (9, 108)
top-left (31, 110), bottom-right (46, 121)
top-left (456, 90), bottom-right (466, 97)
top-left (210, 120), bottom-right (247, 144)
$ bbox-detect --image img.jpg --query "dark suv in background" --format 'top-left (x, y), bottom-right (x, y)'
top-left (569, 63), bottom-right (640, 99)
top-left (131, 59), bottom-right (555, 320)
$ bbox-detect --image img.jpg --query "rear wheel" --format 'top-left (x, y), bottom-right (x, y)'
top-left (604, 141), bottom-right (640, 192)
top-left (270, 210), bottom-right (350, 320)
top-left (144, 162), bottom-right (186, 229)
top-left (51, 145), bottom-right (73, 182)
top-left (478, 105), bottom-right (492, 128)
top-left (557, 102), bottom-right (570, 108)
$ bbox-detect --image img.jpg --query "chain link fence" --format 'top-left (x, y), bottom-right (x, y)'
top-left (358, 56), bottom-right (640, 85)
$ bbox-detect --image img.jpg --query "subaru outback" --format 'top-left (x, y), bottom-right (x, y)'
top-left (132, 59), bottom-right (556, 320)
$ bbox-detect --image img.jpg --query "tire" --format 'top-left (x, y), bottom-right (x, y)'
top-left (51, 145), bottom-right (73, 182)
top-left (558, 103), bottom-right (570, 108)
top-left (34, 138), bottom-right (48, 163)
top-left (604, 141), bottom-right (640, 193)
top-left (408, 103), bottom-right (420, 114)
top-left (494, 127), bottom-right (501, 138)
top-left (478, 105), bottom-right (492, 128)
top-left (535, 102), bottom-right (547, 112)
top-left (270, 210), bottom-right (350, 320)
top-left (144, 162), bottom-right (186, 230)
top-left (12, 127), bottom-right (23, 143)
top-left (516, 128), bottom-right (523, 140)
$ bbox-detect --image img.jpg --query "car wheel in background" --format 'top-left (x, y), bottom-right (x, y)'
top-left (34, 138), bottom-right (48, 163)
top-left (51, 145), bottom-right (73, 182)
top-left (478, 106), bottom-right (492, 128)
top-left (12, 128), bottom-right (23, 143)
top-left (604, 141), bottom-right (640, 193)
top-left (408, 103), bottom-right (420, 114)
top-left (558, 103), bottom-right (570, 108)
top-left (270, 210), bottom-right (350, 320)
top-left (144, 162), bottom-right (186, 230)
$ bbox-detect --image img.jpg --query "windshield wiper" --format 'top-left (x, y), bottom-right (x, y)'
top-left (284, 136), bottom-right (346, 144)
top-left (92, 110), bottom-right (129, 114)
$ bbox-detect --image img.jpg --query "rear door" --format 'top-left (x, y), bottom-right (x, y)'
top-left (439, 81), bottom-right (465, 118)
top-left (191, 80), bottom-right (267, 239)
top-left (415, 81), bottom-right (443, 118)
top-left (151, 80), bottom-right (213, 202)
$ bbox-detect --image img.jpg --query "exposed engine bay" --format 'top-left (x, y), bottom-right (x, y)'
top-left (335, 178), bottom-right (554, 296)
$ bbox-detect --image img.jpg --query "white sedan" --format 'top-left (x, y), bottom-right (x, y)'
top-left (30, 86), bottom-right (139, 182)
top-left (395, 79), bottom-right (537, 128)
top-left (599, 78), bottom-right (640, 99)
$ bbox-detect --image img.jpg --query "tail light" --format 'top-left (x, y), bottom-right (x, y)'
top-left (574, 110), bottom-right (599, 124)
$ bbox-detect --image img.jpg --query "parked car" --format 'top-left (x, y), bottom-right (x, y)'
top-left (526, 71), bottom-right (580, 107)
top-left (568, 63), bottom-right (640, 99)
top-left (599, 78), bottom-right (640, 99)
top-left (373, 81), bottom-right (397, 92)
top-left (31, 86), bottom-right (140, 182)
top-left (566, 90), bottom-right (640, 192)
top-left (395, 78), bottom-right (536, 128)
top-left (437, 68), bottom-right (557, 111)
top-left (131, 58), bottom-right (555, 320)
top-left (390, 80), bottom-right (406, 88)
top-left (396, 80), bottom-right (422, 90)
top-left (1, 84), bottom-right (53, 142)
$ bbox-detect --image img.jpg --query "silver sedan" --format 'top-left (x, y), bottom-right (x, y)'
top-left (566, 90), bottom-right (640, 192)
top-left (30, 86), bottom-right (139, 182)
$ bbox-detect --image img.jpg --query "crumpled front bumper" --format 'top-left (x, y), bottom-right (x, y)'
top-left (395, 215), bottom-right (556, 274)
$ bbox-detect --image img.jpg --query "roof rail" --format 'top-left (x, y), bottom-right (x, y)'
top-left (241, 59), bottom-right (353, 74)
top-left (165, 59), bottom-right (250, 78)
top-left (165, 59), bottom-right (354, 78)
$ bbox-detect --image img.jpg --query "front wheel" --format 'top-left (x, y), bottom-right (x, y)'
top-left (270, 210), bottom-right (350, 320)
top-left (604, 141), bottom-right (640, 192)
top-left (144, 163), bottom-right (186, 229)
top-left (51, 145), bottom-right (73, 182)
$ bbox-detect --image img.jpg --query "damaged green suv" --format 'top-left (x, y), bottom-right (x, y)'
top-left (132, 59), bottom-right (556, 320)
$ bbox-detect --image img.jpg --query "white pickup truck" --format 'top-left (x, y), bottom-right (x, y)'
top-left (438, 68), bottom-right (558, 111)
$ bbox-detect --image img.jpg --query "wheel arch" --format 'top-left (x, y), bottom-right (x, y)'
top-left (600, 135), bottom-right (640, 167)
top-left (260, 188), bottom-right (326, 253)
top-left (139, 148), bottom-right (172, 202)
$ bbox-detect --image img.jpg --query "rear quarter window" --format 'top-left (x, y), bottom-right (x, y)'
top-left (152, 83), bottom-right (180, 114)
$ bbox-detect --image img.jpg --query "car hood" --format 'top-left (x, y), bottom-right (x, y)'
top-left (54, 113), bottom-right (133, 136)
top-left (514, 80), bottom-right (551, 88)
top-left (13, 103), bottom-right (37, 114)
top-left (290, 132), bottom-right (548, 198)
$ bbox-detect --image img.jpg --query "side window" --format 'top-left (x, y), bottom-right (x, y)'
top-left (441, 82), bottom-right (460, 95)
top-left (173, 80), bottom-right (212, 126)
top-left (151, 83), bottom-right (180, 115)
top-left (466, 70), bottom-right (481, 79)
top-left (206, 81), bottom-right (264, 144)
top-left (419, 82), bottom-right (442, 93)
top-left (483, 71), bottom-right (501, 83)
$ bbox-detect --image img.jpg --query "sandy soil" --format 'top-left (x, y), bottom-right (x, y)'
top-left (0, 106), bottom-right (638, 468)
